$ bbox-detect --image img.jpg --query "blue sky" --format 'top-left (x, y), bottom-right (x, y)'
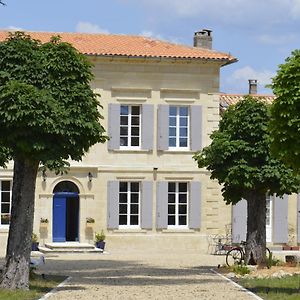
top-left (0, 0), bottom-right (299, 94)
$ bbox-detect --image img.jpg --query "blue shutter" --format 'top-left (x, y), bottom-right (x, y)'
top-left (273, 195), bottom-right (288, 243)
top-left (141, 181), bottom-right (153, 229)
top-left (189, 181), bottom-right (201, 229)
top-left (190, 105), bottom-right (202, 151)
top-left (156, 181), bottom-right (168, 228)
top-left (108, 104), bottom-right (120, 150)
top-left (157, 105), bottom-right (169, 150)
top-left (232, 199), bottom-right (247, 243)
top-left (141, 104), bottom-right (154, 150)
top-left (107, 181), bottom-right (119, 229)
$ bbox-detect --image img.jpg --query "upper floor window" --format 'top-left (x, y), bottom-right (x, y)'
top-left (0, 180), bottom-right (12, 226)
top-left (119, 181), bottom-right (140, 228)
top-left (169, 106), bottom-right (189, 149)
top-left (120, 105), bottom-right (141, 149)
top-left (168, 182), bottom-right (188, 228)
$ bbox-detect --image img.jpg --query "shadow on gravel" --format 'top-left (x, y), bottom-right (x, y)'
top-left (39, 258), bottom-right (224, 287)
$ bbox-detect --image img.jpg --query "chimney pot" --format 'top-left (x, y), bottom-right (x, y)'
top-left (194, 29), bottom-right (212, 49)
top-left (248, 79), bottom-right (258, 95)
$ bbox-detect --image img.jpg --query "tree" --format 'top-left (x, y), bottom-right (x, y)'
top-left (0, 32), bottom-right (108, 289)
top-left (269, 50), bottom-right (300, 171)
top-left (193, 96), bottom-right (299, 265)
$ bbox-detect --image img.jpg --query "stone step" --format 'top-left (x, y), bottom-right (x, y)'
top-left (39, 242), bottom-right (103, 254)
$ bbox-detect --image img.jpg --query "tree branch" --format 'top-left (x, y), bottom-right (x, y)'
top-left (0, 1), bottom-right (6, 6)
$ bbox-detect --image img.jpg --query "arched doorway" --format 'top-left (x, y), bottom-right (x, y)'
top-left (53, 181), bottom-right (80, 242)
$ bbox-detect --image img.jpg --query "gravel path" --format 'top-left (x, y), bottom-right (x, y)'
top-left (37, 250), bottom-right (254, 300)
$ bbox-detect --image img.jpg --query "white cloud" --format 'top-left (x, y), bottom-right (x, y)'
top-left (4, 26), bottom-right (24, 31)
top-left (140, 30), bottom-right (181, 44)
top-left (290, 0), bottom-right (300, 18)
top-left (76, 22), bottom-right (109, 34)
top-left (226, 66), bottom-right (275, 91)
top-left (257, 33), bottom-right (297, 45)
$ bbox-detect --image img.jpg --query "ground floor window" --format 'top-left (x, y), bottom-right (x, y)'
top-left (0, 180), bottom-right (12, 226)
top-left (168, 182), bottom-right (188, 228)
top-left (119, 182), bottom-right (140, 228)
top-left (266, 194), bottom-right (273, 242)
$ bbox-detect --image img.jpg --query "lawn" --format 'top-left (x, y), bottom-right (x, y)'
top-left (240, 274), bottom-right (300, 300)
top-left (0, 274), bottom-right (66, 300)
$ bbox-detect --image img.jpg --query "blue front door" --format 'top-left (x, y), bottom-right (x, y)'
top-left (53, 192), bottom-right (79, 242)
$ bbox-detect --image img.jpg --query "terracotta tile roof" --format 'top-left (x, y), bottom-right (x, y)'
top-left (0, 31), bottom-right (237, 65)
top-left (220, 94), bottom-right (275, 107)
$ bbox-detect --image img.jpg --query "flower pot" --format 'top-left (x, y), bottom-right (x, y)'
top-left (86, 222), bottom-right (95, 228)
top-left (31, 242), bottom-right (39, 251)
top-left (95, 241), bottom-right (105, 250)
top-left (40, 222), bottom-right (48, 228)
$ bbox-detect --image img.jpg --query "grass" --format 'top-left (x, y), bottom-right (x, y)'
top-left (0, 274), bottom-right (66, 300)
top-left (239, 274), bottom-right (300, 300)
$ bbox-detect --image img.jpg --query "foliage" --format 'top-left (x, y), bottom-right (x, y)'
top-left (0, 32), bottom-right (108, 170)
top-left (31, 233), bottom-right (38, 243)
top-left (95, 230), bottom-right (106, 242)
top-left (229, 264), bottom-right (250, 275)
top-left (269, 50), bottom-right (300, 172)
top-left (193, 96), bottom-right (300, 205)
top-left (86, 217), bottom-right (95, 224)
top-left (40, 218), bottom-right (48, 224)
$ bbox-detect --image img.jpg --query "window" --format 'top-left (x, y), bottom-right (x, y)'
top-left (168, 182), bottom-right (188, 228)
top-left (120, 105), bottom-right (141, 148)
top-left (119, 182), bottom-right (140, 228)
top-left (266, 194), bottom-right (273, 242)
top-left (169, 106), bottom-right (189, 149)
top-left (0, 181), bottom-right (12, 226)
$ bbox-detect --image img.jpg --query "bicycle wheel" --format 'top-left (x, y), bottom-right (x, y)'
top-left (226, 248), bottom-right (243, 267)
top-left (266, 247), bottom-right (271, 259)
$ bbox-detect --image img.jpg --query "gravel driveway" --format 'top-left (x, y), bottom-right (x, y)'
top-left (37, 250), bottom-right (254, 300)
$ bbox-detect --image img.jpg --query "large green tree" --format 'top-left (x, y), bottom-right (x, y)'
top-left (269, 50), bottom-right (300, 171)
top-left (0, 32), bottom-right (108, 289)
top-left (193, 96), bottom-right (299, 265)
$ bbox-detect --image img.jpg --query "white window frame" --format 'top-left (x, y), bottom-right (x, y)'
top-left (120, 105), bottom-right (141, 150)
top-left (0, 180), bottom-right (12, 228)
top-left (119, 181), bottom-right (141, 229)
top-left (167, 182), bottom-right (189, 229)
top-left (168, 106), bottom-right (190, 151)
top-left (266, 194), bottom-right (273, 243)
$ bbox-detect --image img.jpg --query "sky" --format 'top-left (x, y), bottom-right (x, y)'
top-left (0, 0), bottom-right (299, 95)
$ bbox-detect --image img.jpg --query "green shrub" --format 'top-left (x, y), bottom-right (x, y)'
top-left (230, 264), bottom-right (250, 275)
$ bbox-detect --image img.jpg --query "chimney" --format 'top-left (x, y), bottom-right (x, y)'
top-left (248, 79), bottom-right (258, 95)
top-left (193, 29), bottom-right (212, 50)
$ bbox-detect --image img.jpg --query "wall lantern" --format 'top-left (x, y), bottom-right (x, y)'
top-left (42, 170), bottom-right (47, 182)
top-left (88, 172), bottom-right (93, 183)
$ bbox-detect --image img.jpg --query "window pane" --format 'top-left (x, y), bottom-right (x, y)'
top-left (179, 205), bottom-right (187, 214)
top-left (131, 137), bottom-right (139, 146)
top-left (119, 182), bottom-right (128, 192)
top-left (119, 215), bottom-right (127, 225)
top-left (120, 137), bottom-right (128, 146)
top-left (131, 106), bottom-right (140, 115)
top-left (1, 203), bottom-right (10, 213)
top-left (130, 215), bottom-right (139, 225)
top-left (168, 193), bottom-right (175, 203)
top-left (120, 116), bottom-right (128, 125)
top-left (180, 128), bottom-right (188, 137)
top-left (179, 194), bottom-right (187, 203)
top-left (169, 138), bottom-right (176, 147)
top-left (119, 193), bottom-right (127, 203)
top-left (168, 216), bottom-right (175, 225)
top-left (119, 204), bottom-right (127, 214)
top-left (131, 127), bottom-right (140, 136)
top-left (1, 193), bottom-right (10, 203)
top-left (131, 117), bottom-right (140, 125)
top-left (131, 193), bottom-right (139, 203)
top-left (179, 107), bottom-right (188, 116)
top-left (179, 138), bottom-right (188, 147)
top-left (131, 182), bottom-right (139, 192)
top-left (169, 106), bottom-right (177, 116)
top-left (169, 117), bottom-right (176, 126)
top-left (168, 205), bottom-right (175, 214)
top-left (1, 214), bottom-right (10, 225)
top-left (120, 127), bottom-right (128, 135)
top-left (168, 182), bottom-right (176, 192)
top-left (169, 128), bottom-right (176, 137)
top-left (179, 216), bottom-right (187, 225)
top-left (1, 181), bottom-right (10, 191)
top-left (180, 117), bottom-right (188, 126)
top-left (121, 105), bottom-right (129, 115)
top-left (179, 183), bottom-right (187, 192)
top-left (130, 204), bottom-right (138, 214)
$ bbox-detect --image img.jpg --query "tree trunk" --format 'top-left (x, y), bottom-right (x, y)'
top-left (244, 192), bottom-right (267, 265)
top-left (0, 156), bottom-right (39, 290)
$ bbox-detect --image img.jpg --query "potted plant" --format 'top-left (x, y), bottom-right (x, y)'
top-left (31, 233), bottom-right (39, 251)
top-left (95, 230), bottom-right (106, 250)
top-left (86, 217), bottom-right (95, 227)
top-left (40, 218), bottom-right (48, 227)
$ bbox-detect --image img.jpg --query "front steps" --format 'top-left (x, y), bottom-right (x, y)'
top-left (39, 242), bottom-right (103, 254)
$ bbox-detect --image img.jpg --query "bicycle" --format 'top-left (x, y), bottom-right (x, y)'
top-left (226, 241), bottom-right (271, 266)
